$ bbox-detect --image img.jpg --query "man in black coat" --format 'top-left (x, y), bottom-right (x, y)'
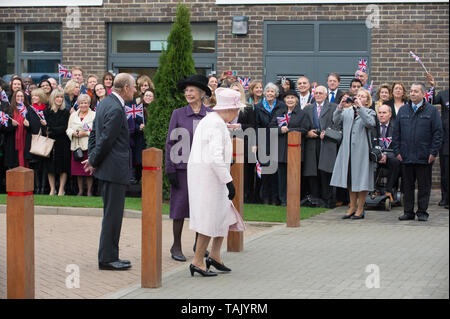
top-left (303, 85), bottom-right (338, 208)
top-left (393, 83), bottom-right (443, 221)
top-left (84, 73), bottom-right (136, 270)
top-left (434, 88), bottom-right (449, 208)
top-left (327, 72), bottom-right (344, 104)
top-left (371, 104), bottom-right (400, 201)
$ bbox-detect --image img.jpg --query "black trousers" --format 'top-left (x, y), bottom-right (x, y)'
top-left (278, 162), bottom-right (287, 205)
top-left (261, 169), bottom-right (278, 203)
top-left (380, 154), bottom-right (401, 192)
top-left (402, 163), bottom-right (432, 215)
top-left (307, 170), bottom-right (333, 205)
top-left (98, 180), bottom-right (127, 263)
top-left (243, 162), bottom-right (256, 202)
top-left (440, 154), bottom-right (449, 203)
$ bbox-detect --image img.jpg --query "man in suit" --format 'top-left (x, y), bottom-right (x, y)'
top-left (393, 83), bottom-right (442, 221)
top-left (296, 76), bottom-right (315, 109)
top-left (71, 66), bottom-right (88, 95)
top-left (83, 73), bottom-right (136, 270)
top-left (303, 85), bottom-right (338, 208)
top-left (433, 88), bottom-right (449, 208)
top-left (327, 72), bottom-right (344, 104)
top-left (372, 104), bottom-right (400, 201)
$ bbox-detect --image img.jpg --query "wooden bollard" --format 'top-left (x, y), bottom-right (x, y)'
top-left (287, 131), bottom-right (301, 227)
top-left (6, 166), bottom-right (35, 299)
top-left (227, 137), bottom-right (244, 252)
top-left (141, 148), bottom-right (163, 288)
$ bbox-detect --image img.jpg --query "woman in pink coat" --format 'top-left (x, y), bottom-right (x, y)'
top-left (187, 88), bottom-right (246, 277)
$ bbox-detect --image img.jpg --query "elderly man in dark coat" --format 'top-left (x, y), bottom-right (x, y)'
top-left (303, 85), bottom-right (338, 208)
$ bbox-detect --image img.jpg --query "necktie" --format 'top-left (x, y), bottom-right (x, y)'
top-left (380, 124), bottom-right (386, 147)
top-left (330, 91), bottom-right (335, 103)
top-left (413, 104), bottom-right (418, 113)
top-left (317, 104), bottom-right (322, 118)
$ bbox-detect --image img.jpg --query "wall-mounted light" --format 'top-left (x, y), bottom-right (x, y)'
top-left (232, 16), bottom-right (248, 35)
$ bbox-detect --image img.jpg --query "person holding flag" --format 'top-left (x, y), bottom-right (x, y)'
top-left (2, 90), bottom-right (30, 169)
top-left (270, 89), bottom-right (310, 206)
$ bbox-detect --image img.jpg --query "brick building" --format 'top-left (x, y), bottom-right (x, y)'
top-left (0, 0), bottom-right (448, 186)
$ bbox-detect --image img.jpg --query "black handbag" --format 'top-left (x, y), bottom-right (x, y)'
top-left (366, 129), bottom-right (382, 162)
top-left (324, 127), bottom-right (343, 143)
top-left (73, 147), bottom-right (84, 162)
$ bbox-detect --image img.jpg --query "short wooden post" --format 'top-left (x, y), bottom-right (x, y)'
top-left (141, 148), bottom-right (163, 288)
top-left (6, 166), bottom-right (35, 299)
top-left (227, 137), bottom-right (244, 252)
top-left (287, 131), bottom-right (301, 227)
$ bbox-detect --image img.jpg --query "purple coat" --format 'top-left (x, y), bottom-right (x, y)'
top-left (165, 104), bottom-right (211, 219)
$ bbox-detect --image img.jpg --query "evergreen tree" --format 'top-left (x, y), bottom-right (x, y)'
top-left (144, 3), bottom-right (196, 198)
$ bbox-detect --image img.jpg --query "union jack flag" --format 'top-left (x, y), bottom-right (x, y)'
top-left (81, 122), bottom-right (91, 132)
top-left (277, 113), bottom-right (290, 127)
top-left (58, 64), bottom-right (72, 79)
top-left (17, 103), bottom-right (27, 118)
top-left (32, 106), bottom-right (45, 121)
top-left (409, 51), bottom-right (421, 63)
top-left (311, 84), bottom-right (317, 99)
top-left (424, 87), bottom-right (434, 103)
top-left (0, 111), bottom-right (9, 127)
top-left (255, 159), bottom-right (262, 179)
top-left (1, 90), bottom-right (9, 103)
top-left (379, 137), bottom-right (392, 149)
top-left (125, 103), bottom-right (143, 119)
top-left (358, 58), bottom-right (368, 72)
top-left (238, 77), bottom-right (252, 92)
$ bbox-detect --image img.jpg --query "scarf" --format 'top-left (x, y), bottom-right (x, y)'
top-left (262, 98), bottom-right (277, 113)
top-left (13, 110), bottom-right (26, 167)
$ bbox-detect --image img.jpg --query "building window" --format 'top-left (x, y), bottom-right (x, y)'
top-left (0, 23), bottom-right (62, 83)
top-left (108, 23), bottom-right (217, 76)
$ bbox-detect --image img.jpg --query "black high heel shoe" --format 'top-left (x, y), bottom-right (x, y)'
top-left (205, 257), bottom-right (231, 272)
top-left (189, 264), bottom-right (217, 277)
top-left (342, 211), bottom-right (356, 219)
top-left (351, 211), bottom-right (365, 219)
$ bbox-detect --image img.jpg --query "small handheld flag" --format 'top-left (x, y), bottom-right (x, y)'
top-left (368, 80), bottom-right (374, 94)
top-left (238, 77), bottom-right (252, 92)
top-left (409, 51), bottom-right (429, 73)
top-left (311, 84), bottom-right (316, 99)
top-left (81, 122), bottom-right (91, 132)
top-left (1, 90), bottom-right (9, 103)
top-left (17, 103), bottom-right (28, 118)
top-left (277, 113), bottom-right (290, 127)
top-left (125, 103), bottom-right (144, 119)
top-left (0, 111), bottom-right (10, 127)
top-left (358, 58), bottom-right (368, 72)
top-left (255, 160), bottom-right (262, 179)
top-left (58, 64), bottom-right (72, 79)
top-left (424, 87), bottom-right (434, 104)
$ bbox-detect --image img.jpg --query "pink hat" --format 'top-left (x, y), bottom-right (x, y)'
top-left (213, 87), bottom-right (246, 110)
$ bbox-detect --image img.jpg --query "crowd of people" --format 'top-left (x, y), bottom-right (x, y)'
top-left (0, 67), bottom-right (153, 196)
top-left (0, 66), bottom-right (448, 218)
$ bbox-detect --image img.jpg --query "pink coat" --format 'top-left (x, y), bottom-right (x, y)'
top-left (187, 112), bottom-right (243, 237)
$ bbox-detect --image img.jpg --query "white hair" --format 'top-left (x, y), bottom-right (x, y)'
top-left (264, 82), bottom-right (279, 97)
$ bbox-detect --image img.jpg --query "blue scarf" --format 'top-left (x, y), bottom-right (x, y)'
top-left (262, 98), bottom-right (277, 113)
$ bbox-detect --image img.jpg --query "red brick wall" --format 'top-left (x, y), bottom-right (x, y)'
top-left (1, 1), bottom-right (448, 187)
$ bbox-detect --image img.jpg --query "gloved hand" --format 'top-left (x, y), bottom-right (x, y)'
top-left (226, 181), bottom-right (235, 200)
top-left (167, 172), bottom-right (179, 189)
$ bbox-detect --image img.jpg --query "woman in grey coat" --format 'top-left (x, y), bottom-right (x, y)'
top-left (330, 88), bottom-right (376, 219)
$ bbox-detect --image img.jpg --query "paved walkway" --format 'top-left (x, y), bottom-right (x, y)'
top-left (0, 191), bottom-right (448, 299)
top-left (115, 191), bottom-right (449, 299)
top-left (0, 207), bottom-right (270, 299)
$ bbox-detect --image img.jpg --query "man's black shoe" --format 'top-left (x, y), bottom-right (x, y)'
top-left (99, 261), bottom-right (132, 270)
top-left (438, 200), bottom-right (448, 207)
top-left (417, 213), bottom-right (429, 222)
top-left (399, 213), bottom-right (415, 221)
top-left (119, 259), bottom-right (131, 265)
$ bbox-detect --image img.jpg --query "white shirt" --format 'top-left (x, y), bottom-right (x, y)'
top-left (299, 92), bottom-right (310, 109)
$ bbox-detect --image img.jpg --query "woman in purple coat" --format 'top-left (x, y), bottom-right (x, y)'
top-left (165, 75), bottom-right (212, 262)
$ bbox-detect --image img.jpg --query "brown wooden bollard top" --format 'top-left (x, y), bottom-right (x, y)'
top-left (227, 137), bottom-right (244, 252)
top-left (6, 166), bottom-right (35, 299)
top-left (287, 131), bottom-right (301, 228)
top-left (141, 148), bottom-right (163, 288)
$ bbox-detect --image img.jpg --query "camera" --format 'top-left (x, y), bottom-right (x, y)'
top-left (314, 129), bottom-right (321, 136)
top-left (345, 96), bottom-right (355, 103)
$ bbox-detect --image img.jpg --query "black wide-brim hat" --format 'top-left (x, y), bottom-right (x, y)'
top-left (283, 89), bottom-right (299, 99)
top-left (176, 74), bottom-right (212, 97)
